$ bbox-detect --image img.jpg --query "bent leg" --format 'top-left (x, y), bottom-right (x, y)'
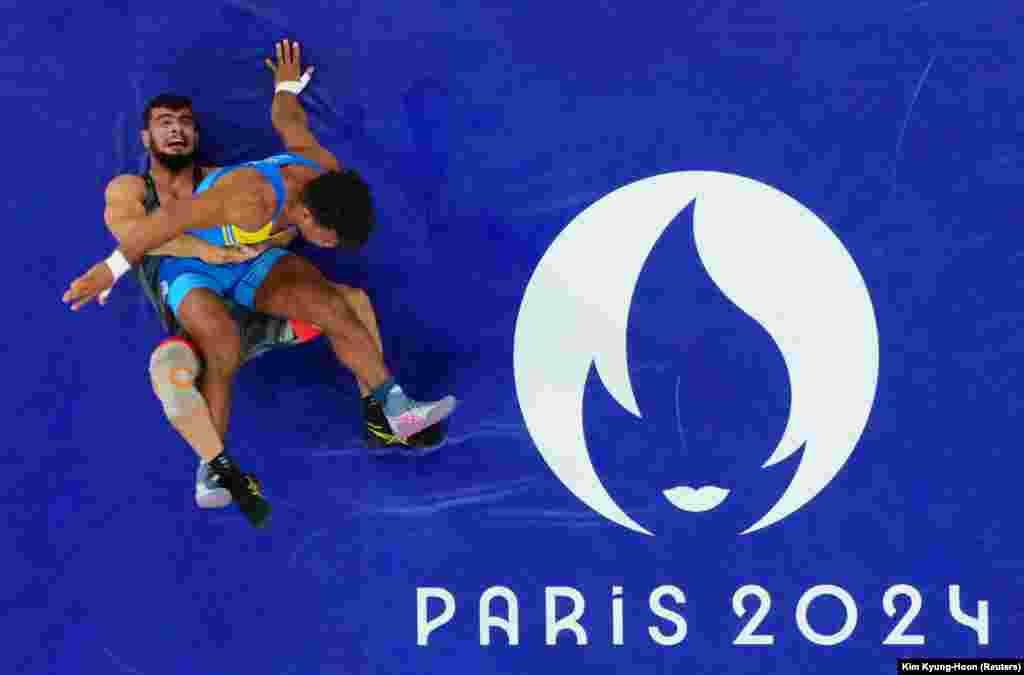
top-left (250, 254), bottom-right (392, 390)
top-left (159, 263), bottom-right (269, 522)
top-left (172, 290), bottom-right (270, 520)
top-left (249, 252), bottom-right (457, 440)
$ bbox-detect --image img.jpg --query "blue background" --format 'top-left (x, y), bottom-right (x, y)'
top-left (4, 0), bottom-right (1022, 672)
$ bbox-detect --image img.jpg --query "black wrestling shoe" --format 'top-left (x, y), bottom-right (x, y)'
top-left (207, 454), bottom-right (271, 528)
top-left (363, 397), bottom-right (447, 456)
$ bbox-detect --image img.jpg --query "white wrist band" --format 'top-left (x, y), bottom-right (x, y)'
top-left (275, 71), bottom-right (312, 95)
top-left (104, 249), bottom-right (131, 281)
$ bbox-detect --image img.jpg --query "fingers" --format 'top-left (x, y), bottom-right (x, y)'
top-left (221, 245), bottom-right (260, 262)
top-left (64, 287), bottom-right (92, 311)
top-left (73, 290), bottom-right (99, 311)
top-left (62, 282), bottom-right (75, 303)
top-left (63, 261), bottom-right (117, 311)
top-left (273, 39), bottom-right (303, 66)
top-left (62, 278), bottom-right (86, 304)
top-left (269, 40), bottom-right (312, 83)
top-left (64, 282), bottom-right (97, 311)
top-left (277, 39), bottom-right (297, 65)
top-left (73, 294), bottom-right (96, 311)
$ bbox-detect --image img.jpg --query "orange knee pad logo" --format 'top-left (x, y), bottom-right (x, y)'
top-left (169, 367), bottom-right (196, 388)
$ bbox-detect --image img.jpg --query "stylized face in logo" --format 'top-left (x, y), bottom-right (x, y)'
top-left (513, 172), bottom-right (879, 535)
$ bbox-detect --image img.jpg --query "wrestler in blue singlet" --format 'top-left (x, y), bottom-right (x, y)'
top-left (158, 153), bottom-right (322, 317)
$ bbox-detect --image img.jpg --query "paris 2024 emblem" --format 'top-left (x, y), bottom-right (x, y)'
top-left (513, 171), bottom-right (880, 535)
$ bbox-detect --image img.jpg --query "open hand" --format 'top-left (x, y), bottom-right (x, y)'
top-left (265, 39), bottom-right (314, 87)
top-left (63, 260), bottom-right (115, 311)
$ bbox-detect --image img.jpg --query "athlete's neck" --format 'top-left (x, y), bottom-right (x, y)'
top-left (149, 159), bottom-right (203, 190)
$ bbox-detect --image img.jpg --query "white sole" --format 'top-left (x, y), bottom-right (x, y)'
top-left (195, 488), bottom-right (233, 509)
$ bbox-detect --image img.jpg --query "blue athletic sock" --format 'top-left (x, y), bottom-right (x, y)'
top-left (371, 378), bottom-right (417, 418)
top-left (369, 377), bottom-right (398, 404)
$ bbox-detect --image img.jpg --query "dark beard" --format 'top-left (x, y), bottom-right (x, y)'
top-left (152, 149), bottom-right (197, 173)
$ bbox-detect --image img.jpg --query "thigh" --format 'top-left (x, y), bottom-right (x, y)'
top-left (175, 287), bottom-right (243, 364)
top-left (250, 251), bottom-right (337, 319)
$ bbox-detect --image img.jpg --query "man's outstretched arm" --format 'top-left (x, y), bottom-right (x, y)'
top-left (266, 39), bottom-right (340, 171)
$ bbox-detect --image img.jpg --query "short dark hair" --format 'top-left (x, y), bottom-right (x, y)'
top-left (142, 93), bottom-right (194, 129)
top-left (301, 169), bottom-right (375, 248)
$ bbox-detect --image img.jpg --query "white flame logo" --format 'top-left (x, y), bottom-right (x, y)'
top-left (513, 171), bottom-right (879, 535)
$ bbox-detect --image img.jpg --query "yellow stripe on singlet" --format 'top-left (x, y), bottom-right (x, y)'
top-left (223, 221), bottom-right (275, 246)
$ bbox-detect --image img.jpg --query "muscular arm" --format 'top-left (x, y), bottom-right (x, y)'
top-left (271, 92), bottom-right (340, 171)
top-left (103, 176), bottom-right (218, 259)
top-left (267, 41), bottom-right (340, 171)
top-left (110, 171), bottom-right (273, 264)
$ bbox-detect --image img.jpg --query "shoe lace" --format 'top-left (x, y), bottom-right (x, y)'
top-left (244, 474), bottom-right (264, 498)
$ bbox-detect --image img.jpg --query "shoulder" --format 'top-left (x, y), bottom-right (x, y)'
top-left (208, 166), bottom-right (269, 200)
top-left (104, 174), bottom-right (146, 201)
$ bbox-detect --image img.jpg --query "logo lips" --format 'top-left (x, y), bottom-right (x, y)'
top-left (514, 171), bottom-right (879, 536)
top-left (663, 485), bottom-right (730, 513)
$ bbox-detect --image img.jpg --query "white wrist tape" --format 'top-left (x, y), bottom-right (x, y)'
top-left (275, 71), bottom-right (312, 95)
top-left (100, 249), bottom-right (130, 303)
top-left (105, 249), bottom-right (131, 281)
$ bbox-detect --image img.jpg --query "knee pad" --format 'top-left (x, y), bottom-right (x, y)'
top-left (149, 337), bottom-right (205, 419)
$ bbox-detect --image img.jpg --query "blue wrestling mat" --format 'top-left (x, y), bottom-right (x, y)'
top-left (8, 1), bottom-right (1023, 672)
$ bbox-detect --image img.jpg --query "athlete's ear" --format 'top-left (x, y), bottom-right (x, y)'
top-left (311, 220), bottom-right (339, 248)
top-left (308, 223), bottom-right (338, 248)
top-left (141, 129), bottom-right (151, 151)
